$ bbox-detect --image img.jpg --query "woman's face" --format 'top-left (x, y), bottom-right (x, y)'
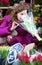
top-left (17, 10), bottom-right (27, 21)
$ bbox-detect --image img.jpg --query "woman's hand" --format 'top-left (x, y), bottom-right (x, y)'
top-left (7, 35), bottom-right (12, 41)
top-left (11, 21), bottom-right (19, 31)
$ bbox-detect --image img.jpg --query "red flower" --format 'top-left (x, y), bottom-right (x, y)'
top-left (37, 54), bottom-right (42, 62)
top-left (23, 55), bottom-right (30, 63)
top-left (33, 56), bottom-right (36, 62)
top-left (18, 55), bottom-right (30, 63)
top-left (39, 58), bottom-right (42, 62)
top-left (0, 0), bottom-right (10, 5)
top-left (37, 54), bottom-right (41, 60)
top-left (0, 0), bottom-right (2, 2)
top-left (18, 55), bottom-right (24, 61)
top-left (3, 0), bottom-right (10, 4)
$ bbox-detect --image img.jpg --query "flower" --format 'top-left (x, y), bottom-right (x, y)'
top-left (29, 55), bottom-right (36, 62)
top-left (18, 55), bottom-right (24, 61)
top-left (34, 17), bottom-right (38, 21)
top-left (34, 4), bottom-right (40, 8)
top-left (39, 58), bottom-right (42, 62)
top-left (0, 0), bottom-right (2, 2)
top-left (23, 55), bottom-right (30, 63)
top-left (37, 54), bottom-right (42, 62)
top-left (38, 19), bottom-right (42, 25)
top-left (33, 56), bottom-right (36, 62)
top-left (3, 0), bottom-right (10, 5)
top-left (18, 54), bottom-right (30, 63)
top-left (37, 54), bottom-right (41, 60)
top-left (0, 0), bottom-right (10, 5)
top-left (34, 17), bottom-right (38, 24)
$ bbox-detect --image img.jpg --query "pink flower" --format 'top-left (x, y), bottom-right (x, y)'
top-left (33, 56), bottom-right (36, 62)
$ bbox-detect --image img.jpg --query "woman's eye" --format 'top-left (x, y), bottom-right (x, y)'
top-left (21, 13), bottom-right (23, 15)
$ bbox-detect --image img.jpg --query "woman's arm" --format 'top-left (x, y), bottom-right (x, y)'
top-left (0, 15), bottom-right (11, 28)
top-left (0, 15), bottom-right (12, 37)
top-left (0, 26), bottom-right (12, 37)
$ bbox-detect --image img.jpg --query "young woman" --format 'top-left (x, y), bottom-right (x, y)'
top-left (6, 3), bottom-right (38, 46)
top-left (0, 3), bottom-right (38, 46)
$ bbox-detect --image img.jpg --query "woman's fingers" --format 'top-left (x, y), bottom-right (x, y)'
top-left (7, 35), bottom-right (12, 41)
top-left (13, 21), bottom-right (19, 26)
top-left (11, 21), bottom-right (19, 31)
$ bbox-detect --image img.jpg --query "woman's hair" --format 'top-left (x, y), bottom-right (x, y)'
top-left (10, 3), bottom-right (30, 22)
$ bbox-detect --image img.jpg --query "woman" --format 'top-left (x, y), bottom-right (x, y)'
top-left (6, 3), bottom-right (38, 46)
top-left (0, 3), bottom-right (38, 46)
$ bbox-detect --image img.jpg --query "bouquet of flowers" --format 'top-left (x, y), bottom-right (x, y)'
top-left (20, 12), bottom-right (42, 41)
